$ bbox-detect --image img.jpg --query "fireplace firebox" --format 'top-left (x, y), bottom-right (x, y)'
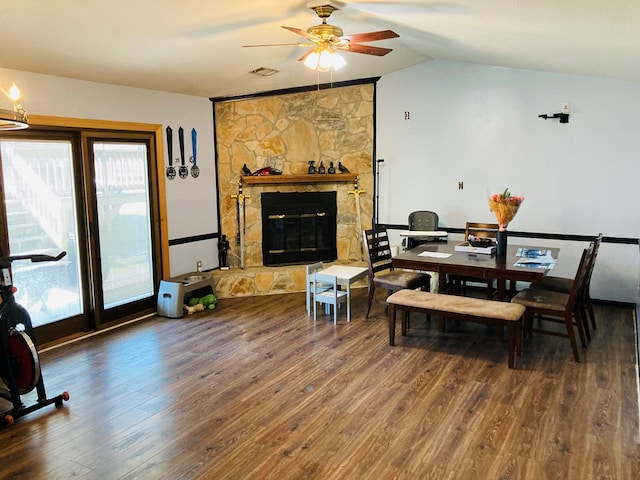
top-left (261, 192), bottom-right (337, 266)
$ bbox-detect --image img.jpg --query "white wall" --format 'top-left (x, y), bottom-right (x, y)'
top-left (2, 68), bottom-right (217, 276)
top-left (377, 60), bottom-right (640, 303)
top-left (5, 63), bottom-right (638, 302)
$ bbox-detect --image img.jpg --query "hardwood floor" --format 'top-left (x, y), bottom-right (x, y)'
top-left (1, 288), bottom-right (639, 479)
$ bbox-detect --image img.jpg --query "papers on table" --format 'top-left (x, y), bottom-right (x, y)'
top-left (514, 248), bottom-right (556, 269)
top-left (516, 248), bottom-right (551, 258)
top-left (514, 260), bottom-right (556, 269)
top-left (418, 251), bottom-right (452, 259)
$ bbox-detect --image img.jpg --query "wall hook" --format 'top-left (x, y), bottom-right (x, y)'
top-left (538, 112), bottom-right (569, 124)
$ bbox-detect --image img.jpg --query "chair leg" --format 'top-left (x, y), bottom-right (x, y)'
top-left (399, 289), bottom-right (410, 330)
top-left (313, 295), bottom-right (317, 321)
top-left (365, 284), bottom-right (376, 318)
top-left (564, 313), bottom-right (581, 362)
top-left (523, 312), bottom-right (533, 338)
top-left (402, 311), bottom-right (410, 336)
top-left (586, 294), bottom-right (597, 330)
top-left (384, 289), bottom-right (392, 315)
top-left (486, 281), bottom-right (494, 299)
top-left (578, 301), bottom-right (591, 342)
top-left (389, 304), bottom-right (397, 346)
top-left (573, 306), bottom-right (587, 349)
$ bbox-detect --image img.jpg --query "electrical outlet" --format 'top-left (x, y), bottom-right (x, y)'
top-left (561, 102), bottom-right (570, 114)
top-left (196, 260), bottom-right (202, 272)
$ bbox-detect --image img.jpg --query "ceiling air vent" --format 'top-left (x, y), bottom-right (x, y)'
top-left (250, 67), bottom-right (279, 77)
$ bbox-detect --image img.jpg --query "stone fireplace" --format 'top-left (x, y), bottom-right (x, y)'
top-left (212, 81), bottom-right (375, 296)
top-left (261, 191), bottom-right (337, 266)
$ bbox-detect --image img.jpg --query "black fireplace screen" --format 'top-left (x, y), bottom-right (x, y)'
top-left (261, 192), bottom-right (337, 266)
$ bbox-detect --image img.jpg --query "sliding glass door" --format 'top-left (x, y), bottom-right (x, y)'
top-left (0, 139), bottom-right (83, 328)
top-left (86, 137), bottom-right (157, 322)
top-left (0, 128), bottom-right (162, 344)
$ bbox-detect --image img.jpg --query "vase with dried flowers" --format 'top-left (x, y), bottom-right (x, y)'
top-left (488, 188), bottom-right (524, 256)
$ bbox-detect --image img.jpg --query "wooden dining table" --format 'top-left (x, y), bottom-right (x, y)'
top-left (392, 240), bottom-right (559, 300)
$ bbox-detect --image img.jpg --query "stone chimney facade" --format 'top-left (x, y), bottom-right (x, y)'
top-left (214, 83), bottom-right (375, 269)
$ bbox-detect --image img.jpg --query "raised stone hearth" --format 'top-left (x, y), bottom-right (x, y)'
top-left (210, 262), bottom-right (368, 299)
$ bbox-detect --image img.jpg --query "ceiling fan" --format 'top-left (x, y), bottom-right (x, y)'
top-left (243, 2), bottom-right (399, 71)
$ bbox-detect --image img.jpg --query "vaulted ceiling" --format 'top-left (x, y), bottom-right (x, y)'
top-left (2, 1), bottom-right (639, 98)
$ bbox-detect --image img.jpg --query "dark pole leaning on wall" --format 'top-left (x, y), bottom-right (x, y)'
top-left (374, 159), bottom-right (384, 226)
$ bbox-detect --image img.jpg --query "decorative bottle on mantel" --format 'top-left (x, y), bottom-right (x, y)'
top-left (328, 162), bottom-right (336, 174)
top-left (318, 161), bottom-right (326, 174)
top-left (308, 160), bottom-right (316, 174)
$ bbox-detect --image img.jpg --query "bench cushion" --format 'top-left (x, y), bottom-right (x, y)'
top-left (387, 289), bottom-right (525, 321)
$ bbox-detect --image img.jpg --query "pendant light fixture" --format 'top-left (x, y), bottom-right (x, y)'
top-left (0, 81), bottom-right (28, 130)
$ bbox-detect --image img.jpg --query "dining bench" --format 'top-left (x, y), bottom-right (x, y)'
top-left (386, 289), bottom-right (526, 368)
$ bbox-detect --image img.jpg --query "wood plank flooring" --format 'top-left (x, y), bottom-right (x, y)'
top-left (1, 289), bottom-right (639, 479)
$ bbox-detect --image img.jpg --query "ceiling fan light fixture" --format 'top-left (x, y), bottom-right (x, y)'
top-left (327, 50), bottom-right (346, 71)
top-left (304, 46), bottom-right (345, 72)
top-left (303, 49), bottom-right (322, 71)
top-left (0, 82), bottom-right (28, 130)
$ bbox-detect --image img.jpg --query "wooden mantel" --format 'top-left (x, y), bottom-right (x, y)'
top-left (241, 173), bottom-right (358, 185)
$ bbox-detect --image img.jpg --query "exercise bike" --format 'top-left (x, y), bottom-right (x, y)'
top-left (0, 252), bottom-right (69, 428)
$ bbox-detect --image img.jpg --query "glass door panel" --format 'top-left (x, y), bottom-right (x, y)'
top-left (0, 140), bottom-right (83, 327)
top-left (93, 142), bottom-right (154, 310)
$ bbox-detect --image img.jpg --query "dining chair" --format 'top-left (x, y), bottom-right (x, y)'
top-left (530, 233), bottom-right (602, 338)
top-left (406, 210), bottom-right (439, 249)
top-left (363, 227), bottom-right (431, 318)
top-left (449, 222), bottom-right (499, 298)
top-left (511, 244), bottom-right (593, 362)
top-left (313, 273), bottom-right (348, 324)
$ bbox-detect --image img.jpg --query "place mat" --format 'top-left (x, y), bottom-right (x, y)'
top-left (418, 251), bottom-right (452, 259)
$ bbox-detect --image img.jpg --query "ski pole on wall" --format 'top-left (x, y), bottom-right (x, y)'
top-left (374, 158), bottom-right (384, 226)
top-left (348, 177), bottom-right (366, 261)
top-left (231, 181), bottom-right (250, 269)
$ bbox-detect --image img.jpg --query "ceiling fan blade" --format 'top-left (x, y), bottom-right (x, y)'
top-left (340, 30), bottom-right (399, 43)
top-left (337, 43), bottom-right (393, 56)
top-left (243, 43), bottom-right (312, 48)
top-left (282, 26), bottom-right (319, 42)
